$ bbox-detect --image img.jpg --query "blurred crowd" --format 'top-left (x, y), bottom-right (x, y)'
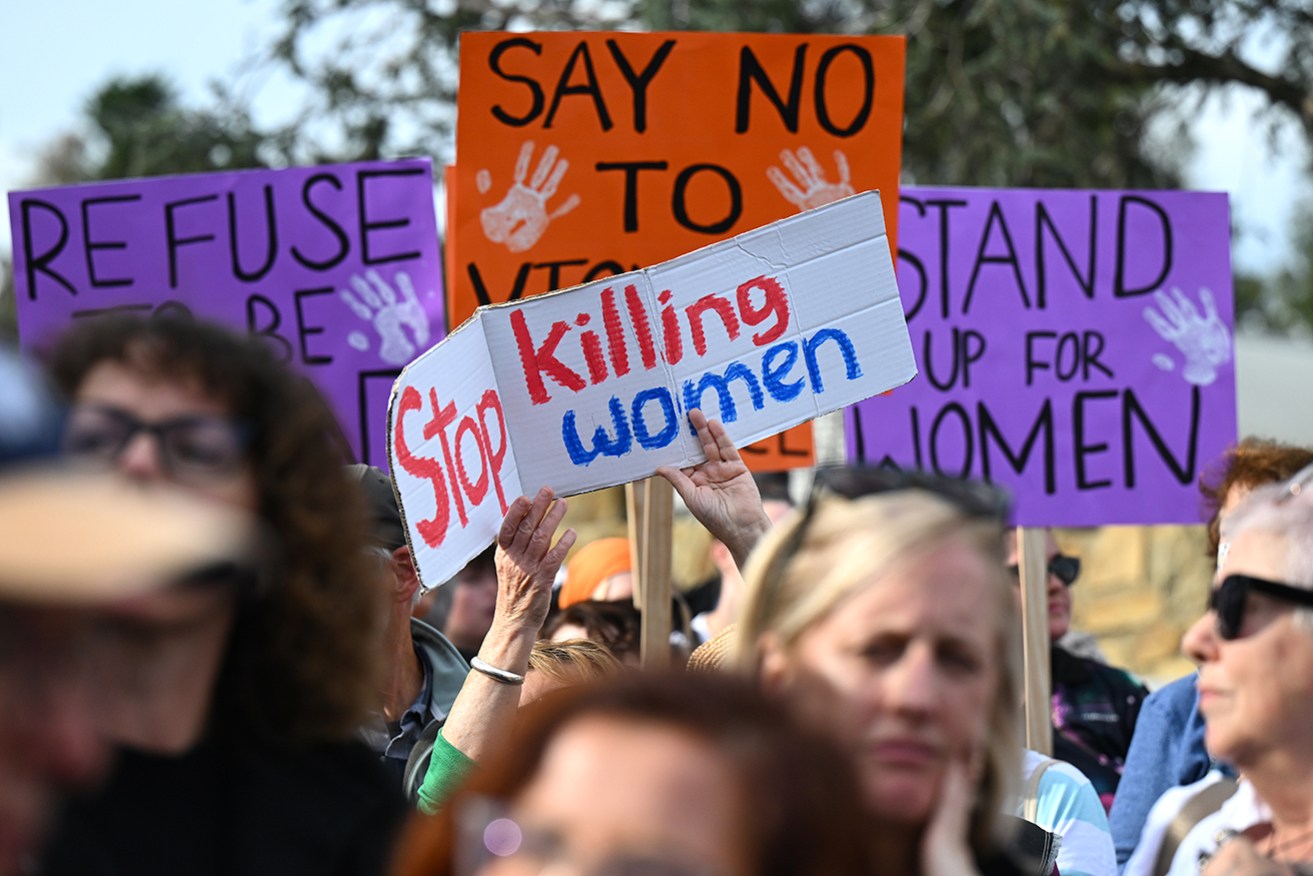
top-left (3, 313), bottom-right (1312, 876)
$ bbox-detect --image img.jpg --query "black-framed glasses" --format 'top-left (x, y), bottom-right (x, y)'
top-left (63, 404), bottom-right (250, 482)
top-left (1007, 554), bottom-right (1081, 587)
top-left (1209, 573), bottom-right (1313, 640)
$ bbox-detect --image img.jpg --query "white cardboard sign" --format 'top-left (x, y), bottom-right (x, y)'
top-left (390, 191), bottom-right (917, 589)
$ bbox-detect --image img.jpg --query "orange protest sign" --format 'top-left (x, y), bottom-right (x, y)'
top-left (451, 31), bottom-right (904, 469)
top-left (452, 31), bottom-right (904, 322)
top-left (738, 424), bottom-right (815, 471)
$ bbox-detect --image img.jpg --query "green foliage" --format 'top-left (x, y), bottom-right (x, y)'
top-left (1240, 203), bottom-right (1313, 335)
top-left (37, 74), bottom-right (271, 185)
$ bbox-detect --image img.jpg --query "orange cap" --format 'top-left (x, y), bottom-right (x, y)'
top-left (560, 537), bottom-right (632, 609)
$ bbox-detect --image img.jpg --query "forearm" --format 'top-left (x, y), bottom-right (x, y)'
top-left (439, 617), bottom-right (536, 763)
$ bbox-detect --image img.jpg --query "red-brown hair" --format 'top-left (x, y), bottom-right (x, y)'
top-left (391, 672), bottom-right (876, 876)
top-left (1200, 437), bottom-right (1313, 559)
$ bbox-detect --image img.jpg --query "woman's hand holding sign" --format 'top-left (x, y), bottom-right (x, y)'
top-left (658, 409), bottom-right (773, 570)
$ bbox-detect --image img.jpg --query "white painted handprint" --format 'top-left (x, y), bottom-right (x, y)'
top-left (340, 269), bottom-right (431, 366)
top-left (478, 141), bottom-right (582, 253)
top-left (767, 147), bottom-right (854, 211)
top-left (1142, 287), bottom-right (1232, 386)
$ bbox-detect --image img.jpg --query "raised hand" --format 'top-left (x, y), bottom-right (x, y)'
top-left (767, 146), bottom-right (854, 211)
top-left (656, 409), bottom-right (771, 570)
top-left (479, 141), bottom-right (582, 253)
top-left (492, 487), bottom-right (576, 635)
top-left (340, 268), bottom-right (431, 365)
top-left (1143, 286), bottom-right (1232, 386)
top-left (423, 489), bottom-right (576, 800)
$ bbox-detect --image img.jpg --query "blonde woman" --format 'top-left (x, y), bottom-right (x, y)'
top-left (661, 411), bottom-right (1052, 876)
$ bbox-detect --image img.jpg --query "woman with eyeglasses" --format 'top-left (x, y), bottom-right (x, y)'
top-left (38, 315), bottom-right (404, 876)
top-left (659, 411), bottom-right (1053, 876)
top-left (1122, 473), bottom-right (1313, 876)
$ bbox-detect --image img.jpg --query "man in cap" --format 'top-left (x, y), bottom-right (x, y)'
top-left (0, 350), bottom-right (252, 875)
top-left (347, 465), bottom-right (469, 786)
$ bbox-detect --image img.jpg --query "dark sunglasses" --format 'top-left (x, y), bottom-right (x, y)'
top-left (1209, 574), bottom-right (1313, 640)
top-left (64, 404), bottom-right (250, 482)
top-left (1007, 554), bottom-right (1081, 587)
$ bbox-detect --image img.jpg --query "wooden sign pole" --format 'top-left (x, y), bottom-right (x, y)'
top-left (1018, 526), bottom-right (1053, 755)
top-left (626, 478), bottom-right (674, 670)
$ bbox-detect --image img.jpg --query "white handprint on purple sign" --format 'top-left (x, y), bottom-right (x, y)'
top-left (1142, 287), bottom-right (1232, 387)
top-left (340, 269), bottom-right (432, 366)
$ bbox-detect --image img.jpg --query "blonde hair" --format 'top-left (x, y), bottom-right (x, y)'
top-left (528, 638), bottom-right (624, 686)
top-left (734, 489), bottom-right (1021, 855)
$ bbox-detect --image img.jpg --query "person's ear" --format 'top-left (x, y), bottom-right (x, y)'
top-left (390, 544), bottom-right (421, 604)
top-left (756, 631), bottom-right (793, 696)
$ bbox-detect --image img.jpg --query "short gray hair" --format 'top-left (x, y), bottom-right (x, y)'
top-left (1222, 483), bottom-right (1313, 632)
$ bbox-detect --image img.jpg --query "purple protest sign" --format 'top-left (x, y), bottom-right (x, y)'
top-left (7, 159), bottom-right (444, 468)
top-left (846, 187), bottom-right (1237, 526)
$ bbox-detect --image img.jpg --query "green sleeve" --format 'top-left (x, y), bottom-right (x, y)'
top-left (416, 728), bottom-right (476, 815)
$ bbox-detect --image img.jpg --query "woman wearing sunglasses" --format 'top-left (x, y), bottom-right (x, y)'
top-left (1124, 469), bottom-right (1313, 876)
top-left (660, 411), bottom-right (1053, 876)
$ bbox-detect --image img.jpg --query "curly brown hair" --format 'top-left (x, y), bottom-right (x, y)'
top-left (44, 314), bottom-right (385, 743)
top-left (1199, 437), bottom-right (1313, 560)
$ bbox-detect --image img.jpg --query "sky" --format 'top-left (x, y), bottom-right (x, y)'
top-left (1, 0), bottom-right (1310, 277)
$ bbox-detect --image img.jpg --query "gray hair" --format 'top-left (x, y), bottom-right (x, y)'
top-left (1221, 482), bottom-right (1313, 632)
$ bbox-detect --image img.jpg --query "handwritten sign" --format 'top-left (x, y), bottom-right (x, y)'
top-left (394, 192), bottom-right (915, 588)
top-left (7, 159), bottom-right (444, 467)
top-left (450, 32), bottom-right (904, 471)
top-left (846, 187), bottom-right (1237, 526)
top-left (449, 31), bottom-right (905, 323)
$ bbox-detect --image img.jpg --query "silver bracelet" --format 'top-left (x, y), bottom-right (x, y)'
top-left (470, 656), bottom-right (525, 686)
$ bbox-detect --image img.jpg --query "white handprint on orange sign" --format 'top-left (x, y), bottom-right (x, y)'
top-left (767, 147), bottom-right (854, 211)
top-left (479, 142), bottom-right (582, 253)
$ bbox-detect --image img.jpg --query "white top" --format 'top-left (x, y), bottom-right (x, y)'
top-left (1122, 772), bottom-right (1267, 876)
